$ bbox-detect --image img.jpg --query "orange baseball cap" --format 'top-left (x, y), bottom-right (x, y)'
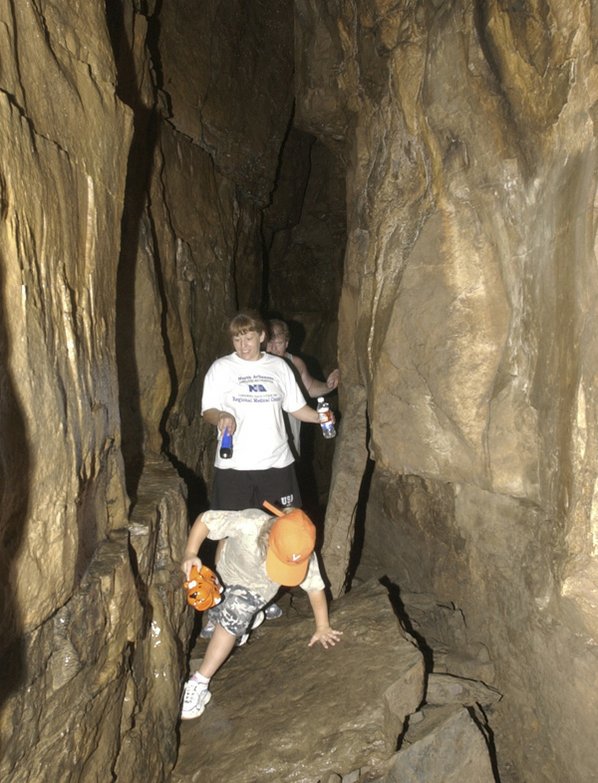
top-left (263, 503), bottom-right (316, 586)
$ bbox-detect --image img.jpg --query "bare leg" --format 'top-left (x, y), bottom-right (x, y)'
top-left (198, 624), bottom-right (237, 679)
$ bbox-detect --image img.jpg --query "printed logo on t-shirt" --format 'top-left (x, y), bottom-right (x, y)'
top-left (232, 374), bottom-right (283, 405)
top-left (280, 494), bottom-right (294, 506)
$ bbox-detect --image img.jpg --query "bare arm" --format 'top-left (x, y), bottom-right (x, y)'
top-left (181, 515), bottom-right (210, 578)
top-left (202, 407), bottom-right (237, 434)
top-left (307, 589), bottom-right (343, 649)
top-left (289, 404), bottom-right (321, 424)
top-left (325, 368), bottom-right (340, 391)
top-left (290, 403), bottom-right (336, 427)
top-left (291, 355), bottom-right (337, 398)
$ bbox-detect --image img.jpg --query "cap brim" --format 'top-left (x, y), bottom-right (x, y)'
top-left (266, 547), bottom-right (309, 587)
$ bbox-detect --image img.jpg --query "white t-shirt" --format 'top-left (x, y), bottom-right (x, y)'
top-left (285, 353), bottom-right (302, 455)
top-left (203, 508), bottom-right (325, 600)
top-left (202, 352), bottom-right (307, 470)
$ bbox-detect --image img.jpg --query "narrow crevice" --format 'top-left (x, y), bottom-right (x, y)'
top-left (107, 0), bottom-right (160, 504)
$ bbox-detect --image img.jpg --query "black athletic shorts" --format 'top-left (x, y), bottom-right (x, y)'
top-left (211, 464), bottom-right (302, 511)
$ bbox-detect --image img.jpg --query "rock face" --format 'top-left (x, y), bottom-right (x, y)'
top-left (173, 581), bottom-right (500, 783)
top-left (3, 1), bottom-right (598, 783)
top-left (0, 1), bottom-right (205, 777)
top-left (0, 7), bottom-right (168, 780)
top-left (0, 0), bottom-right (131, 647)
top-left (294, 2), bottom-right (598, 781)
top-left (1, 461), bottom-right (191, 783)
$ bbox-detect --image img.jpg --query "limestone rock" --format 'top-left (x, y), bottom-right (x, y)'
top-left (320, 775), bottom-right (343, 783)
top-left (425, 673), bottom-right (502, 709)
top-left (0, 460), bottom-right (191, 783)
top-left (384, 707), bottom-right (496, 783)
top-left (159, 0), bottom-right (295, 205)
top-left (322, 384), bottom-right (370, 597)
top-left (172, 581), bottom-right (425, 783)
top-left (0, 0), bottom-right (131, 646)
top-left (295, 1), bottom-right (598, 779)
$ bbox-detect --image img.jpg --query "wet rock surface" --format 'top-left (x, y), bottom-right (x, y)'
top-left (172, 581), bottom-right (498, 783)
top-left (173, 582), bottom-right (423, 782)
top-left (0, 460), bottom-right (191, 783)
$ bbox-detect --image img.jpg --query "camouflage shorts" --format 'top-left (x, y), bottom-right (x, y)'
top-left (206, 585), bottom-right (265, 638)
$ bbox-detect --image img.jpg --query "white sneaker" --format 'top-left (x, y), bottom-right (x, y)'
top-left (181, 675), bottom-right (212, 720)
top-left (235, 610), bottom-right (265, 647)
top-left (264, 603), bottom-right (283, 620)
top-left (251, 610), bottom-right (265, 630)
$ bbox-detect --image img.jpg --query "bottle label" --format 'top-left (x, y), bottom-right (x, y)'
top-left (317, 406), bottom-right (336, 438)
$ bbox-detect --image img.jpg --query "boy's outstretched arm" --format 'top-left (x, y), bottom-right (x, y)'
top-left (307, 589), bottom-right (343, 649)
top-left (181, 514), bottom-right (210, 578)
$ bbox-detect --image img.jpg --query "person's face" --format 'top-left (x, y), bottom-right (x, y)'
top-left (232, 329), bottom-right (264, 361)
top-left (267, 331), bottom-right (288, 357)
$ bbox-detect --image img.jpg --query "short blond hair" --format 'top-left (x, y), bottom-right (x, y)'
top-left (228, 310), bottom-right (265, 337)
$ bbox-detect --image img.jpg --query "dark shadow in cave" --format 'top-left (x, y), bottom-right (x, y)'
top-left (108, 0), bottom-right (161, 504)
top-left (0, 255), bottom-right (30, 707)
top-left (109, 1), bottom-right (209, 518)
top-left (342, 453), bottom-right (375, 594)
top-left (469, 704), bottom-right (503, 782)
top-left (258, 103), bottom-right (311, 315)
top-left (379, 575), bottom-right (434, 674)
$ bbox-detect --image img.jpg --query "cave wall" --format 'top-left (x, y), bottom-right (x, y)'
top-left (294, 2), bottom-right (598, 781)
top-left (0, 3), bottom-right (193, 781)
top-left (0, 1), bottom-right (298, 781)
top-left (263, 128), bottom-right (345, 365)
top-left (5, 1), bottom-right (598, 780)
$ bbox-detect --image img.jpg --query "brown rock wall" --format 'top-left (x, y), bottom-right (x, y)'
top-left (142, 99), bottom-right (269, 490)
top-left (0, 0), bottom-right (131, 641)
top-left (359, 471), bottom-right (597, 782)
top-left (0, 3), bottom-right (192, 781)
top-left (159, 0), bottom-right (295, 205)
top-left (296, 1), bottom-right (598, 780)
top-left (1, 460), bottom-right (190, 783)
top-left (146, 122), bottom-right (240, 477)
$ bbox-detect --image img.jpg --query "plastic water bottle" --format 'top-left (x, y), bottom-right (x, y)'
top-left (219, 428), bottom-right (233, 459)
top-left (316, 397), bottom-right (336, 439)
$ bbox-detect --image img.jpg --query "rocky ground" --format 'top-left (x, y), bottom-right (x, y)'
top-left (171, 580), bottom-right (503, 783)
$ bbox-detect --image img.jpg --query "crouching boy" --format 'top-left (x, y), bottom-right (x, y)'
top-left (180, 506), bottom-right (342, 719)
